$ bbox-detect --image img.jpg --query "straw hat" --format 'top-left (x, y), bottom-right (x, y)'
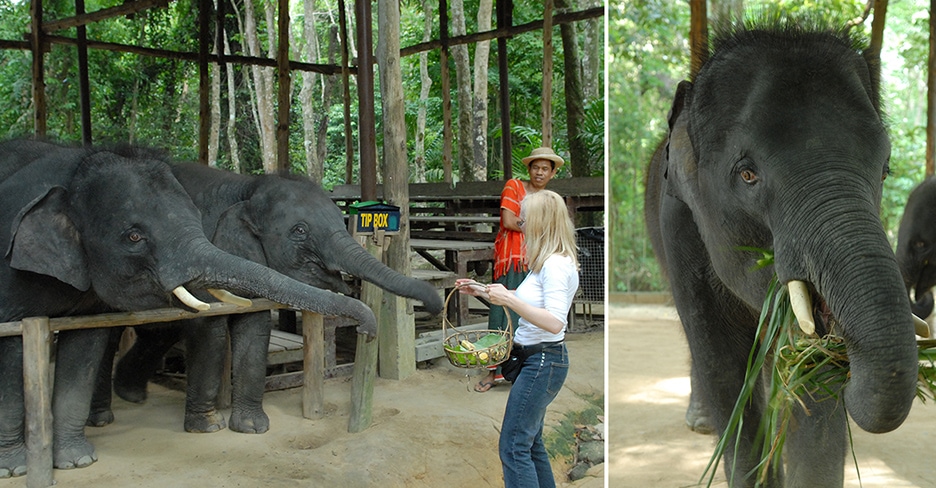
top-left (521, 147), bottom-right (565, 169)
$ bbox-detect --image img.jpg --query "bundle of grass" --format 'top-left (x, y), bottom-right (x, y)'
top-left (701, 250), bottom-right (936, 487)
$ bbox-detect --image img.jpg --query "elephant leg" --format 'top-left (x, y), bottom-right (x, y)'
top-left (228, 312), bottom-right (273, 434)
top-left (113, 324), bottom-right (182, 404)
top-left (0, 337), bottom-right (27, 477)
top-left (182, 318), bottom-right (227, 433)
top-left (685, 366), bottom-right (714, 435)
top-left (87, 327), bottom-right (123, 427)
top-left (52, 328), bottom-right (110, 470)
top-left (783, 376), bottom-right (847, 488)
top-left (661, 198), bottom-right (777, 487)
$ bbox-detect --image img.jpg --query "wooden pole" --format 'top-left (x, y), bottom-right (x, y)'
top-left (198, 0), bottom-right (211, 164)
top-left (356, 0), bottom-right (377, 201)
top-left (75, 0), bottom-right (92, 145)
top-left (689, 0), bottom-right (707, 79)
top-left (497, 0), bottom-right (512, 179)
top-left (301, 311), bottom-right (325, 419)
top-left (30, 0), bottom-right (46, 137)
top-left (927, 0), bottom-right (935, 176)
top-left (22, 317), bottom-right (53, 488)
top-left (440, 0), bottom-right (453, 183)
top-left (338, 0), bottom-right (354, 183)
top-left (276, 0), bottom-right (291, 175)
top-left (541, 0), bottom-right (553, 148)
top-left (349, 231), bottom-right (383, 433)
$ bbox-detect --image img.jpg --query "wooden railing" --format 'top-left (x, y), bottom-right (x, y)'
top-left (5, 299), bottom-right (372, 488)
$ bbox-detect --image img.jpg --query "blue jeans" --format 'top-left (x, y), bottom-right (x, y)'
top-left (499, 343), bottom-right (569, 488)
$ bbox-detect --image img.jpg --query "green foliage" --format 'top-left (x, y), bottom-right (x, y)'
top-left (544, 392), bottom-right (604, 460)
top-left (0, 0), bottom-right (600, 186)
top-left (610, 0), bottom-right (933, 292)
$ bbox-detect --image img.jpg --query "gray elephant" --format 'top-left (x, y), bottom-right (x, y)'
top-left (897, 177), bottom-right (936, 321)
top-left (0, 139), bottom-right (377, 477)
top-left (643, 21), bottom-right (919, 487)
top-left (89, 163), bottom-right (444, 434)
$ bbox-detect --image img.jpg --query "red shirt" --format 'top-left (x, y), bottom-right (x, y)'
top-left (493, 179), bottom-right (527, 279)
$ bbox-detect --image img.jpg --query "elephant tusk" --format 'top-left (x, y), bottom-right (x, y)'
top-left (788, 280), bottom-right (816, 336)
top-left (172, 286), bottom-right (211, 311)
top-left (207, 288), bottom-right (253, 308)
top-left (913, 314), bottom-right (930, 338)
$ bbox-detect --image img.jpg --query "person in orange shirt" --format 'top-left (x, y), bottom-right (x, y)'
top-left (474, 146), bottom-right (564, 393)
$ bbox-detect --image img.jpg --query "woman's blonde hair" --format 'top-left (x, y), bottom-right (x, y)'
top-left (520, 190), bottom-right (579, 273)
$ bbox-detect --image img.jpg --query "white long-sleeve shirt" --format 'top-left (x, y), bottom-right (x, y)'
top-left (513, 254), bottom-right (579, 346)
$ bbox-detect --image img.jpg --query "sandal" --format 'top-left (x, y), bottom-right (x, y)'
top-left (474, 380), bottom-right (496, 393)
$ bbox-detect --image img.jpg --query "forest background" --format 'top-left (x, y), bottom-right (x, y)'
top-left (610, 0), bottom-right (933, 292)
top-left (0, 0), bottom-right (604, 187)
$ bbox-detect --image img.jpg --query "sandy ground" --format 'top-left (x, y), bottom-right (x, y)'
top-left (11, 327), bottom-right (604, 488)
top-left (609, 302), bottom-right (936, 488)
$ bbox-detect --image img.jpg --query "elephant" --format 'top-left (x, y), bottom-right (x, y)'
top-left (643, 21), bottom-right (919, 487)
top-left (0, 139), bottom-right (379, 477)
top-left (897, 177), bottom-right (936, 323)
top-left (88, 163), bottom-right (444, 434)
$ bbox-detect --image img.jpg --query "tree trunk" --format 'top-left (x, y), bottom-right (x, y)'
top-left (450, 0), bottom-right (473, 182)
top-left (415, 0), bottom-right (434, 183)
top-left (209, 36), bottom-right (221, 168)
top-left (557, 0), bottom-right (586, 177)
top-left (928, 0), bottom-right (935, 176)
top-left (299, 0), bottom-right (322, 183)
top-left (219, 22), bottom-right (242, 173)
top-left (243, 0), bottom-right (277, 174)
top-left (470, 0), bottom-right (492, 182)
top-left (541, 0), bottom-right (554, 148)
top-left (318, 25), bottom-right (340, 171)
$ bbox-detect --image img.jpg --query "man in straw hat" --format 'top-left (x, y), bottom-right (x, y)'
top-left (474, 146), bottom-right (565, 392)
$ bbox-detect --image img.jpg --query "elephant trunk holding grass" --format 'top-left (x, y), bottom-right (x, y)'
top-left (897, 177), bottom-right (936, 323)
top-left (92, 163), bottom-right (443, 434)
top-left (0, 139), bottom-right (378, 477)
top-left (644, 19), bottom-right (918, 488)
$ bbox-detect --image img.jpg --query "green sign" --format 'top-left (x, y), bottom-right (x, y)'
top-left (349, 201), bottom-right (401, 234)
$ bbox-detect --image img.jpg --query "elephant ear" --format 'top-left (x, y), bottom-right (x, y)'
top-left (5, 186), bottom-right (91, 291)
top-left (664, 80), bottom-right (699, 204)
top-left (213, 201), bottom-right (267, 264)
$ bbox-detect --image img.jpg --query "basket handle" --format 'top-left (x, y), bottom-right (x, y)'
top-left (443, 282), bottom-right (513, 338)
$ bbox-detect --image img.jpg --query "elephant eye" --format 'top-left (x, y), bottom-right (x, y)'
top-left (127, 230), bottom-right (144, 243)
top-left (739, 168), bottom-right (759, 184)
top-left (291, 224), bottom-right (309, 238)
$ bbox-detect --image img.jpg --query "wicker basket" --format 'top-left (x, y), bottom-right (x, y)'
top-left (442, 283), bottom-right (513, 369)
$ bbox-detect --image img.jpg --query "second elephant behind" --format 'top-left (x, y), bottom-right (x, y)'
top-left (92, 164), bottom-right (444, 434)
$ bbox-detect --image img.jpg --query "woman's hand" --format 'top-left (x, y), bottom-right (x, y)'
top-left (455, 279), bottom-right (490, 300)
top-left (485, 283), bottom-right (513, 306)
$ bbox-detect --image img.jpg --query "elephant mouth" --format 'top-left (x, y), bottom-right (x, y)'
top-left (788, 280), bottom-right (930, 338)
top-left (787, 280), bottom-right (835, 337)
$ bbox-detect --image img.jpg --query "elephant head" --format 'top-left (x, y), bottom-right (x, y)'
top-left (170, 164), bottom-right (443, 316)
top-left (660, 27), bottom-right (917, 435)
top-left (0, 142), bottom-right (376, 335)
top-left (897, 177), bottom-right (936, 321)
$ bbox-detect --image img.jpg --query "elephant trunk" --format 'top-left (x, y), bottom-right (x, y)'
top-left (177, 241), bottom-right (377, 338)
top-left (775, 198), bottom-right (918, 433)
top-left (323, 229), bottom-right (444, 315)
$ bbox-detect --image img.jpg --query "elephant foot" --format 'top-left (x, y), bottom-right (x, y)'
top-left (86, 408), bottom-right (115, 427)
top-left (229, 408), bottom-right (270, 434)
top-left (685, 400), bottom-right (714, 435)
top-left (184, 410), bottom-right (227, 433)
top-left (52, 437), bottom-right (97, 470)
top-left (114, 382), bottom-right (148, 404)
top-left (0, 444), bottom-right (27, 478)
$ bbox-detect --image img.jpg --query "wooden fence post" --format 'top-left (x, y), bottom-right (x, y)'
top-left (22, 316), bottom-right (53, 488)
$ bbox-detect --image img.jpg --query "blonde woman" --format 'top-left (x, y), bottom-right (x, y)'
top-left (456, 189), bottom-right (579, 487)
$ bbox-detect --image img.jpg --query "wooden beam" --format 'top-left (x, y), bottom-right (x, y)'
top-left (356, 0), bottom-right (377, 200)
top-left (75, 0), bottom-right (92, 145)
top-left (928, 0), bottom-right (935, 176)
top-left (689, 0), bottom-right (707, 79)
top-left (198, 0), bottom-right (211, 164)
top-left (30, 0), bottom-right (46, 136)
top-left (43, 0), bottom-right (171, 33)
top-left (542, 0), bottom-right (554, 148)
top-left (22, 317), bottom-right (53, 488)
top-left (400, 6), bottom-right (604, 57)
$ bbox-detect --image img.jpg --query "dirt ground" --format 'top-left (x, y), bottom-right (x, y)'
top-left (12, 327), bottom-right (604, 488)
top-left (609, 301), bottom-right (936, 488)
